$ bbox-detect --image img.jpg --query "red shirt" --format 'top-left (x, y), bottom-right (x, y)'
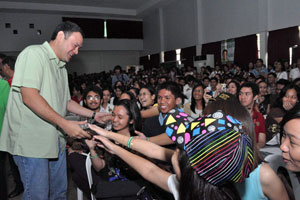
top-left (252, 108), bottom-right (266, 142)
top-left (7, 76), bottom-right (13, 87)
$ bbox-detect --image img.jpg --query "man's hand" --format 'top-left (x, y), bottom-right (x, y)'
top-left (134, 130), bottom-right (147, 140)
top-left (94, 112), bottom-right (112, 124)
top-left (62, 120), bottom-right (91, 139)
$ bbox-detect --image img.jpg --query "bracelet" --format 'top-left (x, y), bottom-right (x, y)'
top-left (127, 136), bottom-right (134, 149)
top-left (90, 154), bottom-right (98, 159)
top-left (92, 111), bottom-right (96, 120)
top-left (146, 137), bottom-right (150, 141)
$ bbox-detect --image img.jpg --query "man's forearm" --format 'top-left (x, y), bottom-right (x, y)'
top-left (67, 99), bottom-right (93, 117)
top-left (21, 87), bottom-right (67, 128)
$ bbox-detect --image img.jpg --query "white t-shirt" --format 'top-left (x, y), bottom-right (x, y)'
top-left (276, 71), bottom-right (288, 80)
top-left (289, 68), bottom-right (300, 81)
top-left (168, 174), bottom-right (179, 200)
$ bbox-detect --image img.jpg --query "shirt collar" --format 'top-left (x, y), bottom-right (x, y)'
top-left (42, 41), bottom-right (66, 69)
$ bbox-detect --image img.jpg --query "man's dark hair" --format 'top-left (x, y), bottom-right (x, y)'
top-left (256, 58), bottom-right (264, 64)
top-left (114, 65), bottom-right (122, 72)
top-left (83, 85), bottom-right (103, 100)
top-left (2, 56), bottom-right (16, 70)
top-left (157, 81), bottom-right (183, 100)
top-left (0, 53), bottom-right (6, 60)
top-left (210, 77), bottom-right (219, 83)
top-left (268, 72), bottom-right (276, 78)
top-left (51, 21), bottom-right (84, 40)
top-left (276, 79), bottom-right (290, 87)
top-left (240, 82), bottom-right (259, 97)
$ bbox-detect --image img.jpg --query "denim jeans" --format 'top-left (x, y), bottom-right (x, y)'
top-left (13, 146), bottom-right (67, 200)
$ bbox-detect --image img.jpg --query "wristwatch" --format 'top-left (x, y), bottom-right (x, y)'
top-left (92, 111), bottom-right (96, 120)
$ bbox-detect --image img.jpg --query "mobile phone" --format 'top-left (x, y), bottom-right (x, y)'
top-left (207, 90), bottom-right (213, 96)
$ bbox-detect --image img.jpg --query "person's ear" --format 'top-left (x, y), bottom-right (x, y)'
top-left (151, 94), bottom-right (156, 101)
top-left (57, 31), bottom-right (65, 41)
top-left (253, 94), bottom-right (258, 101)
top-left (175, 97), bottom-right (182, 105)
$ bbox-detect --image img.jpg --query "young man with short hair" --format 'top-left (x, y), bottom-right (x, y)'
top-left (239, 82), bottom-right (266, 149)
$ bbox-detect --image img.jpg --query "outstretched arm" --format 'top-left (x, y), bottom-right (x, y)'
top-left (90, 125), bottom-right (174, 162)
top-left (21, 87), bottom-right (90, 139)
top-left (96, 136), bottom-right (172, 192)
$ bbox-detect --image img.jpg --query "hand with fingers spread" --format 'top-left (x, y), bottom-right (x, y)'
top-left (63, 120), bottom-right (91, 139)
top-left (88, 124), bottom-right (110, 137)
top-left (94, 135), bottom-right (116, 155)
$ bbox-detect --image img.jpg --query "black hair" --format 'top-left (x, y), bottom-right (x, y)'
top-left (190, 83), bottom-right (205, 114)
top-left (114, 99), bottom-right (142, 136)
top-left (210, 77), bottom-right (219, 83)
top-left (268, 72), bottom-right (277, 78)
top-left (120, 91), bottom-right (136, 101)
top-left (71, 83), bottom-right (83, 96)
top-left (226, 80), bottom-right (241, 97)
top-left (281, 104), bottom-right (300, 139)
top-left (114, 65), bottom-right (122, 72)
top-left (276, 79), bottom-right (290, 87)
top-left (1, 56), bottom-right (16, 70)
top-left (240, 82), bottom-right (259, 97)
top-left (157, 81), bottom-right (183, 100)
top-left (178, 149), bottom-right (240, 200)
top-left (256, 58), bottom-right (264, 64)
top-left (274, 83), bottom-right (300, 110)
top-left (51, 21), bottom-right (83, 40)
top-left (0, 53), bottom-right (6, 60)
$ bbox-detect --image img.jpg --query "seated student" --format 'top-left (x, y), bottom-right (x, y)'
top-left (100, 86), bottom-right (114, 114)
top-left (91, 109), bottom-right (254, 200)
top-left (69, 99), bottom-right (164, 199)
top-left (71, 83), bottom-right (83, 105)
top-left (239, 82), bottom-right (266, 149)
top-left (266, 83), bottom-right (300, 142)
top-left (183, 83), bottom-right (205, 119)
top-left (137, 81), bottom-right (186, 146)
top-left (138, 85), bottom-right (164, 137)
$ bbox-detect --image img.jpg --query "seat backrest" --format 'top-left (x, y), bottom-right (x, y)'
top-left (86, 153), bottom-right (96, 200)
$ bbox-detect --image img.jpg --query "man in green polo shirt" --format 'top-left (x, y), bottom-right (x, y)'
top-left (0, 21), bottom-right (107, 200)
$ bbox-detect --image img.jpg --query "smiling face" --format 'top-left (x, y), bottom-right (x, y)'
top-left (157, 89), bottom-right (180, 115)
top-left (280, 119), bottom-right (300, 172)
top-left (112, 105), bottom-right (131, 133)
top-left (282, 89), bottom-right (298, 111)
top-left (55, 31), bottom-right (83, 62)
top-left (139, 88), bottom-right (155, 108)
top-left (258, 82), bottom-right (268, 95)
top-left (84, 91), bottom-right (101, 111)
top-left (226, 82), bottom-right (237, 95)
top-left (192, 86), bottom-right (204, 101)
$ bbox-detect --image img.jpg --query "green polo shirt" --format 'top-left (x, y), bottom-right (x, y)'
top-left (0, 41), bottom-right (71, 158)
top-left (0, 79), bottom-right (10, 135)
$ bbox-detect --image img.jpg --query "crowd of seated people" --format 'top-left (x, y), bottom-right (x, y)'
top-left (64, 57), bottom-right (300, 199)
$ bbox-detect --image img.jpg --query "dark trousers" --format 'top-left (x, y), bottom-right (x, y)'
top-left (0, 151), bottom-right (8, 200)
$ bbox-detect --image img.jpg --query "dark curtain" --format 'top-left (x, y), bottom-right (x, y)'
top-left (62, 17), bottom-right (104, 38)
top-left (268, 26), bottom-right (299, 65)
top-left (201, 41), bottom-right (221, 66)
top-left (181, 46), bottom-right (196, 67)
top-left (292, 47), bottom-right (300, 64)
top-left (164, 50), bottom-right (176, 62)
top-left (234, 34), bottom-right (257, 69)
top-left (139, 56), bottom-right (151, 70)
top-left (150, 54), bottom-right (160, 68)
top-left (106, 20), bottom-right (143, 39)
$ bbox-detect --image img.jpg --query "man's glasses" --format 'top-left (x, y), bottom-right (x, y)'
top-left (87, 95), bottom-right (100, 101)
